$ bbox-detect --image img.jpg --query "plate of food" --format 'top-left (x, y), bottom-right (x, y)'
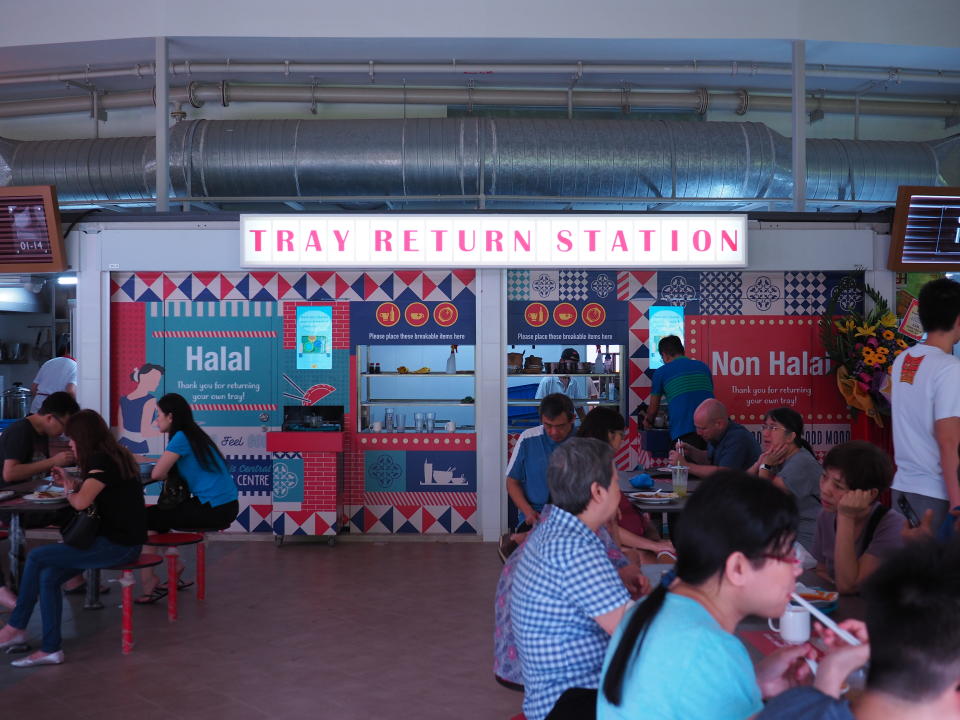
top-left (24, 489), bottom-right (67, 502)
top-left (629, 490), bottom-right (679, 505)
top-left (795, 584), bottom-right (839, 613)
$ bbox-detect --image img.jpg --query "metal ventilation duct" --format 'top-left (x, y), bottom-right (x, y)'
top-left (0, 118), bottom-right (957, 205)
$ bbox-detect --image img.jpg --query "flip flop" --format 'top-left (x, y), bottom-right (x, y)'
top-left (134, 586), bottom-right (168, 605)
top-left (158, 578), bottom-right (194, 591)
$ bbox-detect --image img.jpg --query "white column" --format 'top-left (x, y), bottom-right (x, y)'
top-left (74, 226), bottom-right (109, 414)
top-left (155, 36), bottom-right (169, 212)
top-left (792, 40), bottom-right (807, 212)
top-left (475, 268), bottom-right (508, 541)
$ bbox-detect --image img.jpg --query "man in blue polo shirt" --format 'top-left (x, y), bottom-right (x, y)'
top-left (669, 398), bottom-right (761, 477)
top-left (643, 335), bottom-right (713, 450)
top-left (511, 438), bottom-right (632, 720)
top-left (505, 393), bottom-right (576, 530)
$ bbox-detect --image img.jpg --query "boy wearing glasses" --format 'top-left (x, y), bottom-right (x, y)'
top-left (0, 391), bottom-right (78, 486)
top-left (0, 391), bottom-right (79, 607)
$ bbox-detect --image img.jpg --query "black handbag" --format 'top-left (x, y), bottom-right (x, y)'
top-left (157, 465), bottom-right (190, 510)
top-left (61, 504), bottom-right (100, 549)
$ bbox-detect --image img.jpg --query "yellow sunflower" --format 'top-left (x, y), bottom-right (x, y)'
top-left (882, 329), bottom-right (895, 340)
top-left (897, 339), bottom-right (908, 349)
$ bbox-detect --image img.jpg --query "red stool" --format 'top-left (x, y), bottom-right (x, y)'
top-left (146, 532), bottom-right (203, 622)
top-left (110, 553), bottom-right (163, 654)
top-left (171, 527), bottom-right (226, 601)
top-left (509, 714), bottom-right (527, 720)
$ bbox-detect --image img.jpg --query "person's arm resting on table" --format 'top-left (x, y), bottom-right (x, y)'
top-left (150, 450), bottom-right (181, 481)
top-left (2, 453), bottom-right (71, 485)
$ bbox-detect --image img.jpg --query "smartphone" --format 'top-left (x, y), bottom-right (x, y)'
top-left (897, 495), bottom-right (921, 528)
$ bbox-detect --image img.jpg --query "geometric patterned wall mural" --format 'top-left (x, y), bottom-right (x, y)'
top-left (111, 269), bottom-right (478, 536)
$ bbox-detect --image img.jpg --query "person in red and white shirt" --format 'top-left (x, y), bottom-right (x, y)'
top-left (891, 278), bottom-right (960, 533)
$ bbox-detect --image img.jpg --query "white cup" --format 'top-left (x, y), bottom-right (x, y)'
top-left (445, 420), bottom-right (456, 433)
top-left (371, 421), bottom-right (383, 432)
top-left (768, 604), bottom-right (811, 644)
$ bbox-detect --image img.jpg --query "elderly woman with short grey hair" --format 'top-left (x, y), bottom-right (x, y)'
top-left (509, 438), bottom-right (638, 720)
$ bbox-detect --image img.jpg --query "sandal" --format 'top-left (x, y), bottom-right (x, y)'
top-left (134, 586), bottom-right (168, 605)
top-left (158, 577), bottom-right (194, 591)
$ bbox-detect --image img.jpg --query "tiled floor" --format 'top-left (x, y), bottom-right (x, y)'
top-left (0, 537), bottom-right (522, 719)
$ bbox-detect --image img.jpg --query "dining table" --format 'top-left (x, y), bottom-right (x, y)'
top-left (0, 478), bottom-right (70, 593)
top-left (0, 464), bottom-right (159, 609)
top-left (618, 469), bottom-right (700, 540)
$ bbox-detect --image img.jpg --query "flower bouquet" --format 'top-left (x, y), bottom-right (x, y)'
top-left (818, 280), bottom-right (916, 427)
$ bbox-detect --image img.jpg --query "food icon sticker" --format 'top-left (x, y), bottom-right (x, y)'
top-left (376, 302), bottom-right (401, 327)
top-left (405, 302), bottom-right (429, 327)
top-left (553, 302), bottom-right (578, 328)
top-left (433, 302), bottom-right (458, 327)
top-left (524, 302), bottom-right (549, 327)
top-left (582, 302), bottom-right (606, 328)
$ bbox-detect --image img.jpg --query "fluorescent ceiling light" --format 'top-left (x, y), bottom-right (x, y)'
top-left (57, 276), bottom-right (77, 285)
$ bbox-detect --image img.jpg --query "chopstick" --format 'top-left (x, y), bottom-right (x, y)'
top-left (790, 592), bottom-right (862, 646)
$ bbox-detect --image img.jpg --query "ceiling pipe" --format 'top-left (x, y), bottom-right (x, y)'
top-left (1, 59), bottom-right (958, 87)
top-left (0, 82), bottom-right (957, 120)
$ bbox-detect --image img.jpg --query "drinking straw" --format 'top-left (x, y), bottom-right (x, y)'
top-left (790, 593), bottom-right (862, 646)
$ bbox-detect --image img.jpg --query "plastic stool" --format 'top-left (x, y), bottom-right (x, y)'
top-left (146, 532), bottom-right (203, 622)
top-left (170, 527), bottom-right (225, 601)
top-left (110, 553), bottom-right (163, 654)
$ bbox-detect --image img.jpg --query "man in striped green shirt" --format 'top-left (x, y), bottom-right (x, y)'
top-left (643, 335), bottom-right (714, 450)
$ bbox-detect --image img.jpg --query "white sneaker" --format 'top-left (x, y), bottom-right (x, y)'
top-left (11, 650), bottom-right (64, 667)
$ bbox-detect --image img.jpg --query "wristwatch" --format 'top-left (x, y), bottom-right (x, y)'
top-left (759, 463), bottom-right (774, 472)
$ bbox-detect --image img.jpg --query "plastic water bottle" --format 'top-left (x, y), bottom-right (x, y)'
top-left (594, 346), bottom-right (605, 374)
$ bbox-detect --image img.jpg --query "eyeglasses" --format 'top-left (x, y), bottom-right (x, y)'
top-left (762, 547), bottom-right (801, 565)
top-left (542, 418), bottom-right (573, 429)
top-left (760, 424), bottom-right (786, 433)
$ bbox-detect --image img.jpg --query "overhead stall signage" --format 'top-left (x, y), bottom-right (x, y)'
top-left (241, 214), bottom-right (748, 269)
top-left (351, 299), bottom-right (476, 345)
top-left (506, 270), bottom-right (628, 344)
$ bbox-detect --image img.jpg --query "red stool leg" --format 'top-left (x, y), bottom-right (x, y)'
top-left (121, 569), bottom-right (134, 654)
top-left (166, 546), bottom-right (179, 622)
top-left (197, 538), bottom-right (206, 600)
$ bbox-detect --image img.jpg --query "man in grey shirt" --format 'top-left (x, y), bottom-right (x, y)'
top-left (669, 399), bottom-right (761, 477)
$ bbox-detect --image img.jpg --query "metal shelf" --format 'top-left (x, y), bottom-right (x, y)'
top-left (361, 399), bottom-right (475, 406)
top-left (360, 372), bottom-right (474, 377)
top-left (507, 372), bottom-right (619, 377)
top-left (507, 400), bottom-right (620, 406)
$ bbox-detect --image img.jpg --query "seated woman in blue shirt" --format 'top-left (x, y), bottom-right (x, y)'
top-left (598, 471), bottom-right (853, 720)
top-left (137, 393), bottom-right (238, 603)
